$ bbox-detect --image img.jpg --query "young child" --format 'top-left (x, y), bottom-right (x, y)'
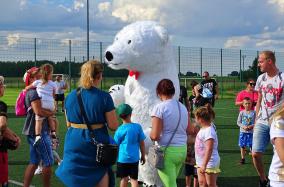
top-left (237, 97), bottom-right (255, 164)
top-left (26, 64), bottom-right (57, 145)
top-left (185, 122), bottom-right (199, 187)
top-left (114, 103), bottom-right (146, 187)
top-left (194, 105), bottom-right (220, 187)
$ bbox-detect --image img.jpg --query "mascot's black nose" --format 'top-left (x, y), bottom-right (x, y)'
top-left (105, 51), bottom-right (113, 62)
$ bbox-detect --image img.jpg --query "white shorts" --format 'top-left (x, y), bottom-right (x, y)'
top-left (41, 100), bottom-right (55, 111)
top-left (35, 100), bottom-right (55, 121)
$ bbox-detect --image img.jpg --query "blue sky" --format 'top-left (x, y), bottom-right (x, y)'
top-left (1, 0), bottom-right (284, 50)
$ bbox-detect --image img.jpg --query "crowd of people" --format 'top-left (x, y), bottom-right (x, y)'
top-left (0, 50), bottom-right (284, 187)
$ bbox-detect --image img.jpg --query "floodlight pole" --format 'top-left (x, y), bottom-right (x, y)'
top-left (242, 55), bottom-right (246, 81)
top-left (87, 0), bottom-right (89, 61)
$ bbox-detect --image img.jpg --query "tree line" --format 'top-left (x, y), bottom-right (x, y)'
top-left (0, 60), bottom-right (128, 78)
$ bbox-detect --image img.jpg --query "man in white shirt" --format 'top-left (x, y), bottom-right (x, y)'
top-left (252, 50), bottom-right (284, 187)
top-left (54, 75), bottom-right (67, 112)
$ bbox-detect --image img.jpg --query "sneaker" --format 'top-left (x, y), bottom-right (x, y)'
top-left (259, 179), bottom-right (269, 187)
top-left (34, 166), bottom-right (43, 175)
top-left (33, 136), bottom-right (41, 146)
top-left (239, 158), bottom-right (245, 164)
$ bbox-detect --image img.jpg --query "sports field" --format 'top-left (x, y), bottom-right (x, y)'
top-left (2, 88), bottom-right (273, 187)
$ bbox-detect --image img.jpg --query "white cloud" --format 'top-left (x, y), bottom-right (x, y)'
top-left (224, 36), bottom-right (251, 48)
top-left (109, 0), bottom-right (191, 28)
top-left (268, 0), bottom-right (284, 13)
top-left (256, 38), bottom-right (284, 47)
top-left (74, 0), bottom-right (84, 11)
top-left (98, 2), bottom-right (111, 12)
top-left (58, 0), bottom-right (85, 12)
top-left (112, 3), bottom-right (160, 22)
top-left (58, 5), bottom-right (72, 13)
top-left (7, 33), bottom-right (20, 46)
top-left (264, 26), bottom-right (269, 31)
top-left (19, 0), bottom-right (27, 8)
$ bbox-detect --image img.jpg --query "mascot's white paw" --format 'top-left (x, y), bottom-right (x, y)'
top-left (108, 84), bottom-right (125, 107)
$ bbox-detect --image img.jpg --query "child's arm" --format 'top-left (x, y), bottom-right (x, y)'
top-left (140, 140), bottom-right (146, 165)
top-left (25, 84), bottom-right (35, 91)
top-left (237, 112), bottom-right (246, 130)
top-left (200, 138), bottom-right (214, 173)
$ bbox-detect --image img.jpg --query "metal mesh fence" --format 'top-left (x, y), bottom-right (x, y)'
top-left (1, 35), bottom-right (284, 98)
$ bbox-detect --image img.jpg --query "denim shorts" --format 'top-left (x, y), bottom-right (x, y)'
top-left (27, 131), bottom-right (54, 167)
top-left (252, 123), bottom-right (270, 153)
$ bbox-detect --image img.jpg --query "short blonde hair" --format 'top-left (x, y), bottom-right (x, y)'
top-left (79, 60), bottom-right (103, 89)
top-left (260, 50), bottom-right (276, 63)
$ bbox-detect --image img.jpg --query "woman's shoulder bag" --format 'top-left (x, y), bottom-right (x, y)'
top-left (76, 88), bottom-right (118, 166)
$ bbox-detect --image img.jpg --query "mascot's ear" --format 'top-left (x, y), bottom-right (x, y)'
top-left (154, 25), bottom-right (169, 46)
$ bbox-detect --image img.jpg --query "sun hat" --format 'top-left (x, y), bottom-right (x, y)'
top-left (117, 103), bottom-right (132, 117)
top-left (23, 67), bottom-right (39, 86)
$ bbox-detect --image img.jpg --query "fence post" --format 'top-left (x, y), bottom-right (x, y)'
top-left (73, 56), bottom-right (76, 89)
top-left (178, 46), bottom-right (181, 77)
top-left (221, 48), bottom-right (223, 99)
top-left (100, 42), bottom-right (103, 89)
top-left (34, 38), bottom-right (37, 66)
top-left (200, 47), bottom-right (203, 77)
top-left (239, 50), bottom-right (242, 82)
top-left (69, 40), bottom-right (72, 92)
top-left (256, 51), bottom-right (259, 78)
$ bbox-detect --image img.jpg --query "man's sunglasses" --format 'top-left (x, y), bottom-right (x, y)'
top-left (249, 82), bottom-right (256, 86)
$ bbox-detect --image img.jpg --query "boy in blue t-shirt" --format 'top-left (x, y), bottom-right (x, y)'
top-left (237, 97), bottom-right (255, 164)
top-left (114, 103), bottom-right (146, 187)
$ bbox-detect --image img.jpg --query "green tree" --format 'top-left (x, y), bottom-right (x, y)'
top-left (243, 57), bottom-right (260, 81)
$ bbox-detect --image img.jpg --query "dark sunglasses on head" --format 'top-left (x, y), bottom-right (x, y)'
top-left (249, 82), bottom-right (256, 86)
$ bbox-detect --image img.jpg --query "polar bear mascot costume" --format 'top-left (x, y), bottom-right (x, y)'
top-left (105, 21), bottom-right (180, 186)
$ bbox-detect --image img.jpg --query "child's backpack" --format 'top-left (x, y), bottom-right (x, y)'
top-left (201, 87), bottom-right (213, 99)
top-left (15, 90), bottom-right (27, 116)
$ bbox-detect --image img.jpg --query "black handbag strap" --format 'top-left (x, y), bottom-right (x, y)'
top-left (164, 100), bottom-right (181, 151)
top-left (76, 87), bottom-right (97, 144)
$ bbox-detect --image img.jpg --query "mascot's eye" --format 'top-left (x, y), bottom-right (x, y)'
top-left (128, 40), bottom-right (131, 44)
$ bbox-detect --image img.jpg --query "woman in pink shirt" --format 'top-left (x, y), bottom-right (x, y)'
top-left (235, 78), bottom-right (258, 111)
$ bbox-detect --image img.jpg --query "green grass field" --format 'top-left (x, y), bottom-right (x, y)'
top-left (2, 88), bottom-right (273, 187)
